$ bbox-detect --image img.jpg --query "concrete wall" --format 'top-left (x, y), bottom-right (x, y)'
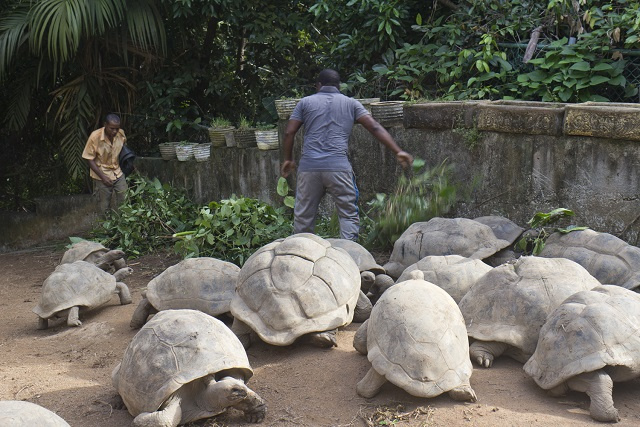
top-left (1, 100), bottom-right (638, 251)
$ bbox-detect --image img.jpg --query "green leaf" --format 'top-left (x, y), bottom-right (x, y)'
top-left (277, 177), bottom-right (289, 197)
top-left (284, 196), bottom-right (295, 208)
top-left (569, 62), bottom-right (590, 72)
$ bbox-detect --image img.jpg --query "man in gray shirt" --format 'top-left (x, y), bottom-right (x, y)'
top-left (281, 69), bottom-right (413, 240)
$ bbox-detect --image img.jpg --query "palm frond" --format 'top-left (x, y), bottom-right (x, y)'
top-left (125, 0), bottom-right (166, 55)
top-left (2, 70), bottom-right (34, 130)
top-left (0, 6), bottom-right (30, 81)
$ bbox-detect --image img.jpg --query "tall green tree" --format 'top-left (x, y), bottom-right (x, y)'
top-left (0, 0), bottom-right (166, 179)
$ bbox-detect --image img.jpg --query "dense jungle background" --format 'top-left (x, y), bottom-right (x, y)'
top-left (1, 0), bottom-right (639, 212)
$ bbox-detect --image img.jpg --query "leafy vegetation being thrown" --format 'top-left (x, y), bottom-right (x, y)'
top-left (364, 158), bottom-right (458, 250)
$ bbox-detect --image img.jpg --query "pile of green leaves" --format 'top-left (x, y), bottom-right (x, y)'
top-left (92, 175), bottom-right (197, 256)
top-left (364, 159), bottom-right (458, 250)
top-left (516, 207), bottom-right (588, 255)
top-left (173, 195), bottom-right (293, 266)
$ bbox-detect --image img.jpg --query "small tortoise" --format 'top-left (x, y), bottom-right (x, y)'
top-left (353, 271), bottom-right (477, 402)
top-left (230, 233), bottom-right (361, 348)
top-left (524, 285), bottom-right (640, 423)
top-left (383, 217), bottom-right (511, 279)
top-left (458, 256), bottom-right (601, 368)
top-left (0, 400), bottom-right (70, 427)
top-left (538, 228), bottom-right (640, 290)
top-left (396, 255), bottom-right (492, 303)
top-left (60, 239), bottom-right (128, 273)
top-left (33, 260), bottom-right (132, 329)
top-left (113, 309), bottom-right (266, 426)
top-left (130, 257), bottom-right (239, 329)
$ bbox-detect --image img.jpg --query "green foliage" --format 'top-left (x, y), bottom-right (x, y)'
top-left (516, 38), bottom-right (636, 102)
top-left (173, 195), bottom-right (293, 266)
top-left (516, 207), bottom-right (589, 255)
top-left (91, 175), bottom-right (197, 256)
top-left (210, 117), bottom-right (232, 128)
top-left (364, 159), bottom-right (458, 250)
top-left (276, 176), bottom-right (295, 208)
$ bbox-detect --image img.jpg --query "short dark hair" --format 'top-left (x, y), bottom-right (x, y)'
top-left (105, 113), bottom-right (121, 124)
top-left (317, 69), bottom-right (340, 88)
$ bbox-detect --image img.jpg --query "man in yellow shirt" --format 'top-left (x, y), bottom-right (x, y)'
top-left (82, 113), bottom-right (128, 213)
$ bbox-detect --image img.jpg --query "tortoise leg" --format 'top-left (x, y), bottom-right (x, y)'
top-left (304, 329), bottom-right (337, 348)
top-left (352, 290), bottom-right (372, 323)
top-left (448, 383), bottom-right (478, 402)
top-left (356, 367), bottom-right (387, 398)
top-left (115, 282), bottom-right (132, 305)
top-left (566, 370), bottom-right (620, 423)
top-left (67, 306), bottom-right (82, 327)
top-left (37, 317), bottom-right (48, 330)
top-left (469, 340), bottom-right (508, 368)
top-left (130, 297), bottom-right (155, 329)
top-left (133, 393), bottom-right (182, 427)
top-left (352, 319), bottom-right (369, 355)
top-left (231, 318), bottom-right (254, 349)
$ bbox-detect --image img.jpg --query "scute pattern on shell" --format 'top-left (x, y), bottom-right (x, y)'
top-left (367, 279), bottom-right (473, 397)
top-left (524, 285), bottom-right (640, 390)
top-left (60, 240), bottom-right (108, 265)
top-left (113, 309), bottom-right (252, 417)
top-left (458, 256), bottom-right (601, 356)
top-left (383, 217), bottom-right (510, 278)
top-left (231, 233), bottom-right (361, 345)
top-left (0, 401), bottom-right (70, 427)
top-left (33, 261), bottom-right (117, 319)
top-left (396, 255), bottom-right (492, 303)
top-left (538, 229), bottom-right (640, 290)
top-left (146, 257), bottom-right (239, 316)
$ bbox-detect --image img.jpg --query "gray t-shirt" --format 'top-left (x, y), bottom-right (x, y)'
top-left (290, 86), bottom-right (370, 171)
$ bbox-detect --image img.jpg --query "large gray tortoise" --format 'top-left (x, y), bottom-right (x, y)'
top-left (113, 309), bottom-right (266, 426)
top-left (383, 217), bottom-right (511, 279)
top-left (458, 256), bottom-right (601, 368)
top-left (230, 233), bottom-right (361, 348)
top-left (353, 271), bottom-right (477, 402)
top-left (473, 215), bottom-right (524, 266)
top-left (33, 260), bottom-right (132, 329)
top-left (130, 257), bottom-right (239, 329)
top-left (524, 285), bottom-right (640, 423)
top-left (60, 239), bottom-right (128, 273)
top-left (396, 255), bottom-right (492, 303)
top-left (0, 400), bottom-right (70, 427)
top-left (538, 228), bottom-right (640, 290)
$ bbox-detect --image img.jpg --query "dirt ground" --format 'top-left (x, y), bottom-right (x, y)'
top-left (1, 241), bottom-right (639, 427)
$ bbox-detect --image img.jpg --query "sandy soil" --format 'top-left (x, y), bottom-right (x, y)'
top-left (1, 242), bottom-right (639, 427)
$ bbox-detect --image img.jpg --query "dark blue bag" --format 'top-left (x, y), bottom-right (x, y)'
top-left (119, 144), bottom-right (136, 177)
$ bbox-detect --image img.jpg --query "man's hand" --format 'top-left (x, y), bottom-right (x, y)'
top-left (101, 175), bottom-right (115, 187)
top-left (280, 160), bottom-right (296, 178)
top-left (396, 151), bottom-right (414, 169)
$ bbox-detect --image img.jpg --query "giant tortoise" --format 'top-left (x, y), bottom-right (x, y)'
top-left (113, 309), bottom-right (266, 426)
top-left (353, 272), bottom-right (477, 402)
top-left (130, 257), bottom-right (239, 329)
top-left (33, 260), bottom-right (132, 329)
top-left (538, 228), bottom-right (640, 290)
top-left (383, 217), bottom-right (511, 279)
top-left (524, 285), bottom-right (640, 423)
top-left (458, 256), bottom-right (601, 367)
top-left (230, 233), bottom-right (361, 348)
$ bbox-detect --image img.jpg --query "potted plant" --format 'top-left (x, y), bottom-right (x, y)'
top-left (208, 117), bottom-right (235, 148)
top-left (233, 116), bottom-right (257, 148)
top-left (274, 97), bottom-right (300, 120)
top-left (254, 123), bottom-right (279, 150)
top-left (158, 141), bottom-right (179, 160)
top-left (175, 141), bottom-right (197, 161)
top-left (193, 143), bottom-right (212, 162)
